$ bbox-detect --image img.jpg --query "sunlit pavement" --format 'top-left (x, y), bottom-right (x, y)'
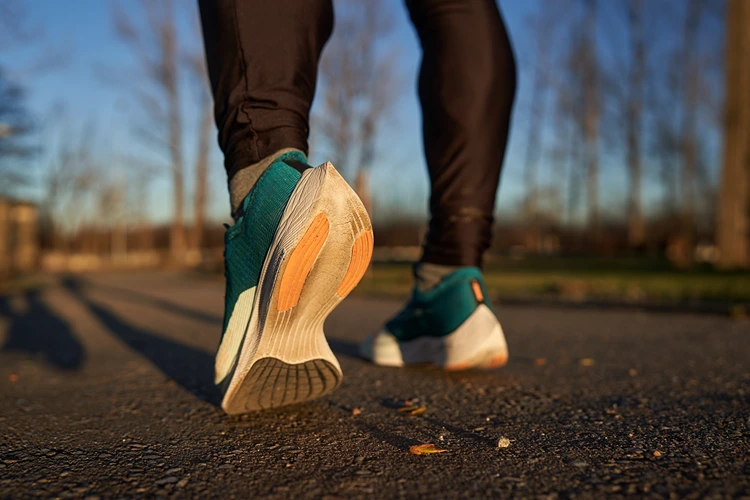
top-left (1, 272), bottom-right (748, 498)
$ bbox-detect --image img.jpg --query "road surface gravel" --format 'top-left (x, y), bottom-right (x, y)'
top-left (0, 272), bottom-right (747, 498)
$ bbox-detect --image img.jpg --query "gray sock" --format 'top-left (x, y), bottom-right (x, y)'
top-left (414, 262), bottom-right (461, 292)
top-left (229, 147), bottom-right (304, 219)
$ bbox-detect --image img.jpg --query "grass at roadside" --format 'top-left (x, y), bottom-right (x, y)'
top-left (355, 257), bottom-right (750, 306)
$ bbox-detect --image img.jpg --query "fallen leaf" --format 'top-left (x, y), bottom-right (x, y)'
top-left (580, 358), bottom-right (595, 367)
top-left (8, 374), bottom-right (18, 383)
top-left (653, 450), bottom-right (662, 457)
top-left (497, 437), bottom-right (511, 448)
top-left (409, 444), bottom-right (447, 455)
top-left (352, 408), bottom-right (362, 416)
top-left (398, 406), bottom-right (426, 416)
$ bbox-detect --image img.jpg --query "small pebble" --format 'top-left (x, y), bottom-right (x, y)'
top-left (497, 437), bottom-right (511, 448)
top-left (653, 450), bottom-right (662, 457)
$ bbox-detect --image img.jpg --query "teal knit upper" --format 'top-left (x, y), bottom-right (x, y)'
top-left (222, 151), bottom-right (307, 334)
top-left (385, 267), bottom-right (493, 341)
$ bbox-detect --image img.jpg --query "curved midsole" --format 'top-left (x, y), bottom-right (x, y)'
top-left (364, 304), bottom-right (508, 368)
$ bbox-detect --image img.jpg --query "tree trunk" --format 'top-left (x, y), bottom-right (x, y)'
top-left (354, 168), bottom-right (373, 219)
top-left (192, 98), bottom-right (212, 252)
top-left (626, 0), bottom-right (645, 248)
top-left (0, 202), bottom-right (9, 279)
top-left (716, 0), bottom-right (750, 268)
top-left (678, 0), bottom-right (702, 261)
top-left (354, 167), bottom-right (373, 276)
top-left (583, 0), bottom-right (599, 240)
top-left (523, 61), bottom-right (547, 251)
top-left (163, 0), bottom-right (186, 265)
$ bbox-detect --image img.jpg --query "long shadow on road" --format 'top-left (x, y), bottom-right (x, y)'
top-left (61, 277), bottom-right (221, 406)
top-left (80, 280), bottom-right (222, 325)
top-left (0, 290), bottom-right (85, 370)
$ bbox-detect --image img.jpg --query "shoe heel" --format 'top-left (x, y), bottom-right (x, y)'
top-left (222, 162), bottom-right (372, 413)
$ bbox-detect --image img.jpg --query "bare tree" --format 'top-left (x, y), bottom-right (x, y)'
top-left (114, 0), bottom-right (186, 263)
top-left (313, 0), bottom-right (401, 217)
top-left (191, 93), bottom-right (212, 252)
top-left (678, 0), bottom-right (704, 254)
top-left (650, 54), bottom-right (682, 225)
top-left (625, 0), bottom-right (646, 247)
top-left (553, 4), bottom-right (591, 235)
top-left (556, 0), bottom-right (601, 237)
top-left (0, 2), bottom-right (34, 193)
top-left (582, 0), bottom-right (600, 239)
top-left (716, 0), bottom-right (750, 268)
top-left (0, 68), bottom-right (35, 196)
top-left (42, 121), bottom-right (105, 251)
top-left (185, 24), bottom-right (212, 252)
top-left (521, 2), bottom-right (565, 249)
top-left (551, 82), bottom-right (581, 228)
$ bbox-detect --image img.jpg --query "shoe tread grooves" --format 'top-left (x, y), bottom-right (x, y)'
top-left (229, 357), bottom-right (341, 413)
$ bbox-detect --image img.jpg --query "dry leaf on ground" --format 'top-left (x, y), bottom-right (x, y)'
top-left (409, 444), bottom-right (447, 455)
top-left (352, 408), bottom-right (362, 416)
top-left (398, 406), bottom-right (426, 416)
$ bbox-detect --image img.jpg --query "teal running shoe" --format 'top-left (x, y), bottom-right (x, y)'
top-left (360, 267), bottom-right (508, 370)
top-left (216, 152), bottom-right (373, 413)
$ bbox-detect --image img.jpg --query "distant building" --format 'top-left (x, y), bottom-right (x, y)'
top-left (0, 197), bottom-right (38, 278)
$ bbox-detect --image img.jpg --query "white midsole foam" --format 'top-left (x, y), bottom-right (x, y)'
top-left (361, 304), bottom-right (508, 368)
top-left (215, 286), bottom-right (257, 383)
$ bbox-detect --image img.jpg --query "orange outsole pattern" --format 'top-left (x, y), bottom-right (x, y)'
top-left (277, 213), bottom-right (330, 311)
top-left (337, 230), bottom-right (374, 298)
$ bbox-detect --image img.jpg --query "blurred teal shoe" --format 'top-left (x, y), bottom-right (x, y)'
top-left (217, 151), bottom-right (373, 414)
top-left (360, 267), bottom-right (508, 370)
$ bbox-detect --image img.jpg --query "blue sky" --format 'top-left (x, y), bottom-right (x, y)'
top-left (2, 0), bottom-right (725, 226)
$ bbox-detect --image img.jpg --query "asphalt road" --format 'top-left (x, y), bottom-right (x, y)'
top-left (0, 272), bottom-right (748, 499)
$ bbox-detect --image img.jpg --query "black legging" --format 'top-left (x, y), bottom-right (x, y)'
top-left (199, 0), bottom-right (516, 267)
